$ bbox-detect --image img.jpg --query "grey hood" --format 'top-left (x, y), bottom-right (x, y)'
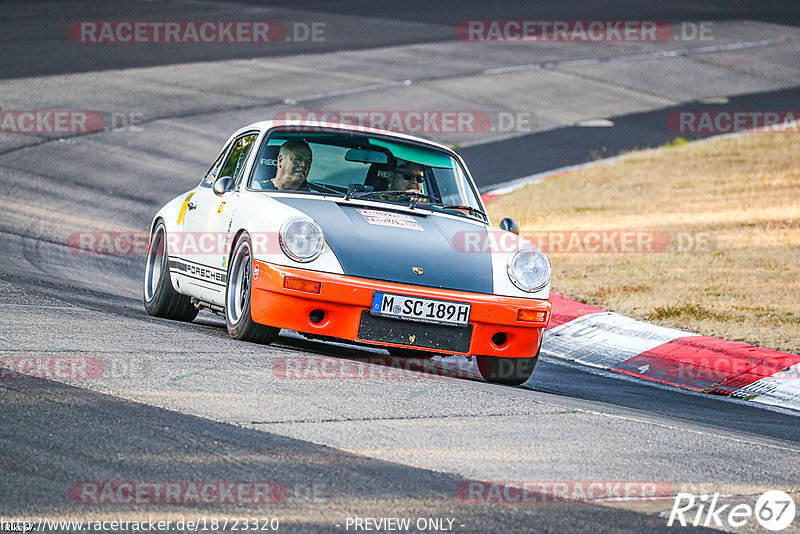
top-left (275, 197), bottom-right (493, 294)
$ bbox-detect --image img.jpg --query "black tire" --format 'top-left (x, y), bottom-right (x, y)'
top-left (387, 347), bottom-right (436, 359)
top-left (225, 232), bottom-right (279, 344)
top-left (143, 220), bottom-right (198, 322)
top-left (476, 349), bottom-right (539, 386)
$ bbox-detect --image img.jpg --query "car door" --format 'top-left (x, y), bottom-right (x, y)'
top-left (177, 131), bottom-right (259, 304)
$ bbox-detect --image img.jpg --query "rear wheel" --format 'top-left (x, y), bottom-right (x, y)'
top-left (143, 220), bottom-right (198, 322)
top-left (476, 350), bottom-right (539, 386)
top-left (225, 233), bottom-right (279, 344)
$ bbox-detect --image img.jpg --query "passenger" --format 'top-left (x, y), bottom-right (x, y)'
top-left (271, 140), bottom-right (312, 190)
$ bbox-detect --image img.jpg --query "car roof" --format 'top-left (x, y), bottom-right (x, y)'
top-left (235, 120), bottom-right (457, 155)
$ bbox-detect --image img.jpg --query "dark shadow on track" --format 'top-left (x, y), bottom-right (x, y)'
top-left (3, 371), bottom-right (700, 532)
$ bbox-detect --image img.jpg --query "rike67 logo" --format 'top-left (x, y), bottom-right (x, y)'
top-left (668, 490), bottom-right (796, 531)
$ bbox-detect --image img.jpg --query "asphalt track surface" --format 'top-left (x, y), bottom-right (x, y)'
top-left (3, 0), bottom-right (799, 79)
top-left (1, 1), bottom-right (800, 533)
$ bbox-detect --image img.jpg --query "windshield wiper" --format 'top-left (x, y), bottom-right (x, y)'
top-left (438, 204), bottom-right (487, 219)
top-left (347, 190), bottom-right (437, 202)
top-left (308, 182), bottom-right (344, 195)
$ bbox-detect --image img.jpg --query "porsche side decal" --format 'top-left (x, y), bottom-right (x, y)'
top-left (169, 258), bottom-right (227, 286)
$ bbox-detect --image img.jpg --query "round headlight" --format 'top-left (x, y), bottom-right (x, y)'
top-left (279, 217), bottom-right (325, 262)
top-left (507, 247), bottom-right (551, 292)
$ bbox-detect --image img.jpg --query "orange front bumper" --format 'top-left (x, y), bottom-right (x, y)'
top-left (250, 261), bottom-right (551, 357)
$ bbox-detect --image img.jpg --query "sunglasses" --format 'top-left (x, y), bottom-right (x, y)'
top-left (395, 170), bottom-right (425, 183)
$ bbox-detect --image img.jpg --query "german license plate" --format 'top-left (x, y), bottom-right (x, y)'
top-left (370, 292), bottom-right (471, 327)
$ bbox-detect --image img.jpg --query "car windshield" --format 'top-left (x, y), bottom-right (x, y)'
top-left (248, 128), bottom-right (487, 222)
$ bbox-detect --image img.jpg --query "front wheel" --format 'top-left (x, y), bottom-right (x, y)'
top-left (476, 350), bottom-right (539, 386)
top-left (143, 220), bottom-right (198, 322)
top-left (225, 233), bottom-right (279, 344)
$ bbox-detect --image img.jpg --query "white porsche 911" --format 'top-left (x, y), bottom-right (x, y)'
top-left (144, 121), bottom-right (551, 385)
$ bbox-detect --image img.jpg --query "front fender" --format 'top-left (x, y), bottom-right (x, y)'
top-left (228, 192), bottom-right (345, 275)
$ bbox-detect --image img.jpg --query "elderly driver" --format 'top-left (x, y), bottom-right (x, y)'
top-left (272, 140), bottom-right (312, 190)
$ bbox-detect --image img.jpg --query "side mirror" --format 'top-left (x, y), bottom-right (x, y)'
top-left (213, 176), bottom-right (234, 196)
top-left (499, 217), bottom-right (520, 235)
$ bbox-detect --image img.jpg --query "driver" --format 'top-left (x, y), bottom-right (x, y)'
top-left (386, 162), bottom-right (425, 193)
top-left (271, 140), bottom-right (312, 190)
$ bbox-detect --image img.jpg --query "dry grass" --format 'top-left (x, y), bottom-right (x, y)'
top-left (487, 132), bottom-right (800, 354)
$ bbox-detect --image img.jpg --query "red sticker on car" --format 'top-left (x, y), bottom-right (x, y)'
top-left (357, 208), bottom-right (424, 231)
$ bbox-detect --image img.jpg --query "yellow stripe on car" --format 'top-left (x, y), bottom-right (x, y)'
top-left (176, 192), bottom-right (196, 224)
